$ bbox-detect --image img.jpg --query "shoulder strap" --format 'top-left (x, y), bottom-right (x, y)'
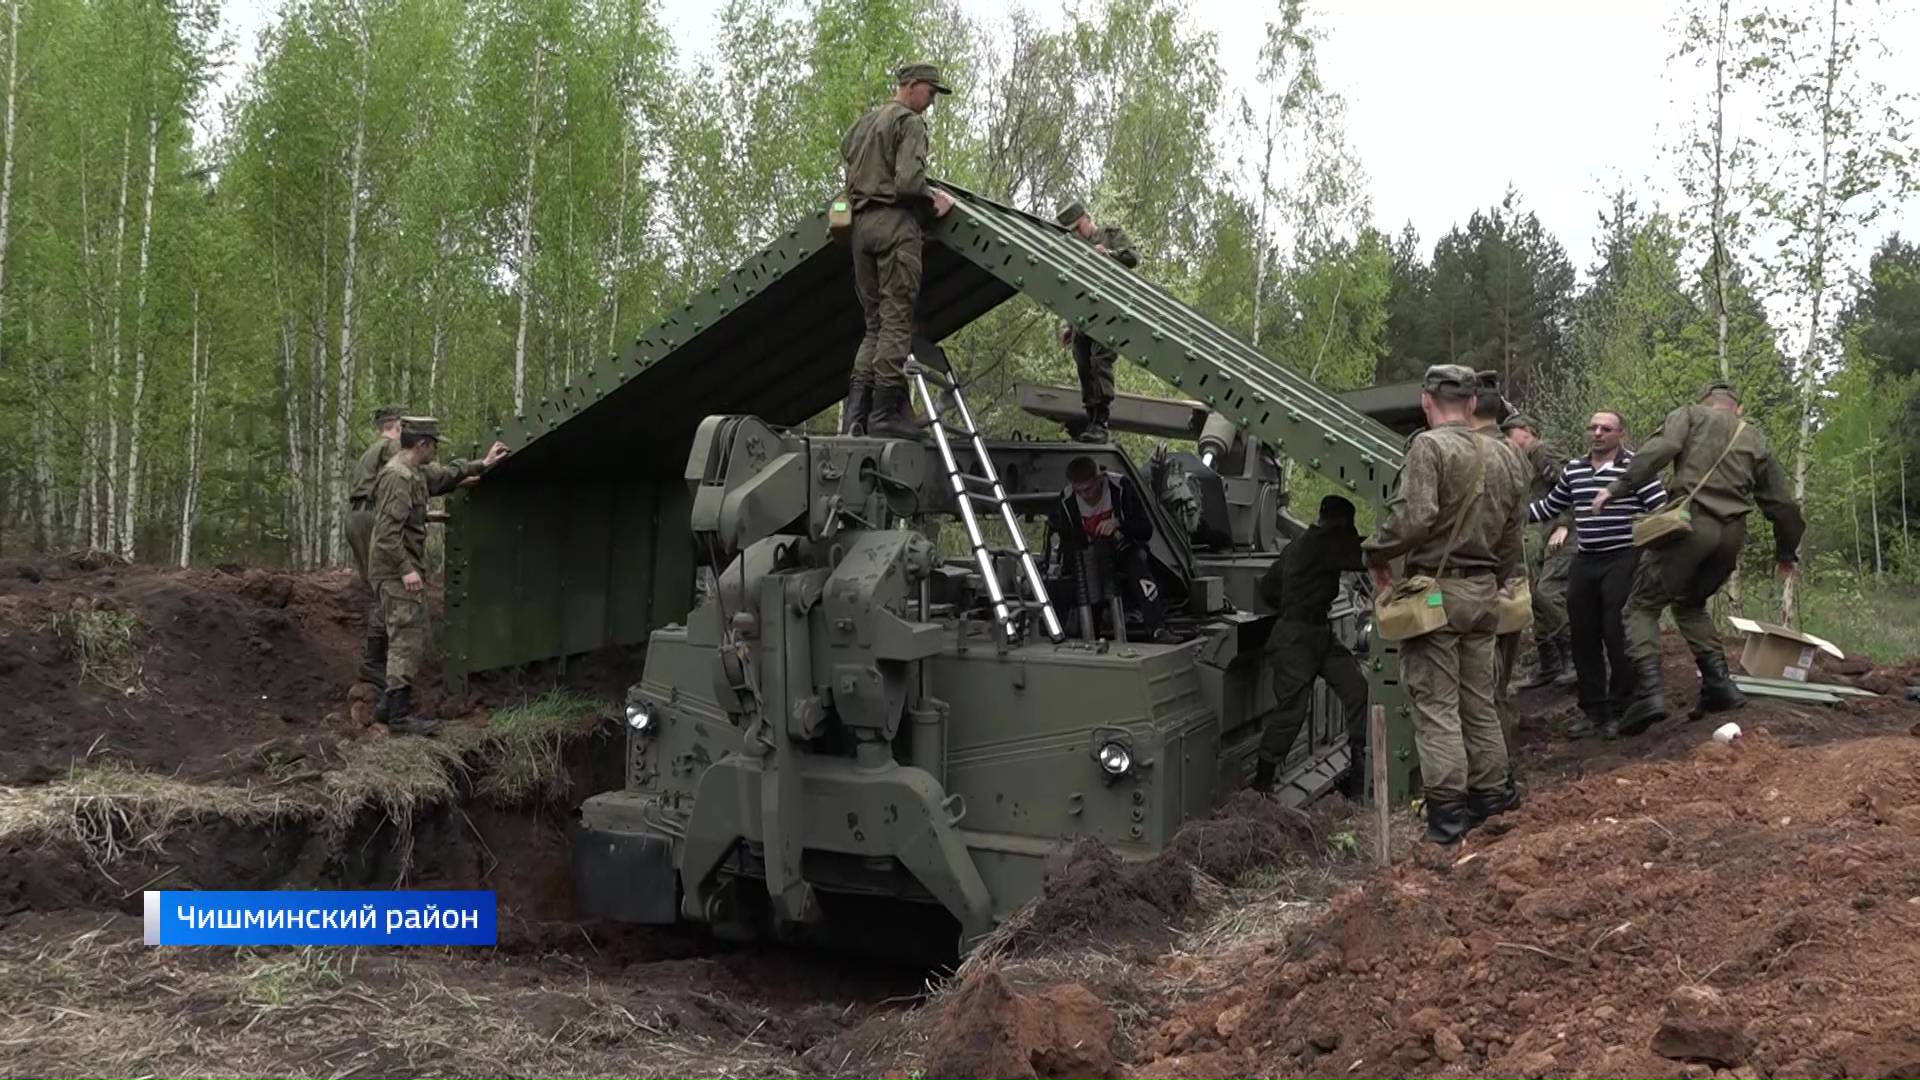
top-left (1433, 434), bottom-right (1488, 579)
top-left (1675, 418), bottom-right (1748, 509)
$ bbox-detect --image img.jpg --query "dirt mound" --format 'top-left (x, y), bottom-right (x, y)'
top-left (1010, 793), bottom-right (1323, 954)
top-left (0, 559), bottom-right (385, 784)
top-left (921, 965), bottom-right (1120, 1079)
top-left (1137, 728), bottom-right (1920, 1078)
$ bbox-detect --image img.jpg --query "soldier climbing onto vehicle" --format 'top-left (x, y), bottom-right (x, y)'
top-left (1252, 495), bottom-right (1369, 799)
top-left (366, 416), bottom-right (472, 736)
top-left (1364, 365), bottom-right (1528, 844)
top-left (344, 403), bottom-right (506, 687)
top-left (840, 63), bottom-right (956, 440)
top-left (1049, 455), bottom-right (1175, 644)
top-left (1591, 381), bottom-right (1805, 736)
top-left (1055, 201), bottom-right (1140, 444)
top-left (1500, 413), bottom-right (1575, 690)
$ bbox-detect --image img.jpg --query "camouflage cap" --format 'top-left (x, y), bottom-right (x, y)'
top-left (372, 403), bottom-right (405, 425)
top-left (400, 416), bottom-right (441, 439)
top-left (897, 63), bottom-right (952, 95)
top-left (1422, 363), bottom-right (1477, 400)
top-left (1501, 412), bottom-right (1542, 435)
top-left (1056, 200), bottom-right (1089, 227)
top-left (1702, 379), bottom-right (1739, 402)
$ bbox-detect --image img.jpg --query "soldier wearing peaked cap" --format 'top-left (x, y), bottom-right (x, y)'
top-left (1363, 364), bottom-right (1528, 843)
top-left (1591, 380), bottom-right (1806, 737)
top-left (1055, 200), bottom-right (1139, 444)
top-left (840, 63), bottom-right (957, 441)
top-left (1468, 371), bottom-right (1534, 754)
top-left (366, 417), bottom-right (501, 736)
top-left (345, 404), bottom-right (507, 691)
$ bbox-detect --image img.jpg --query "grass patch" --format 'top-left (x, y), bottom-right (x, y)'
top-left (0, 763), bottom-right (297, 864)
top-left (1727, 573), bottom-right (1920, 663)
top-left (469, 690), bottom-right (606, 806)
top-left (49, 604), bottom-right (142, 692)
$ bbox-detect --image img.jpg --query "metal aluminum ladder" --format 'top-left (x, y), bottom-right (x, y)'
top-left (909, 358), bottom-right (1066, 645)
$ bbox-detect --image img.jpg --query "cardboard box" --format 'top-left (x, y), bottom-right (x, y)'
top-left (1728, 617), bottom-right (1844, 682)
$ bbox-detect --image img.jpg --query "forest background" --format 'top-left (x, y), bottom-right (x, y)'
top-left (1, 0), bottom-right (1917, 654)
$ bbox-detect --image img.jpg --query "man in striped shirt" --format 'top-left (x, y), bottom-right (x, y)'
top-left (1527, 411), bottom-right (1669, 737)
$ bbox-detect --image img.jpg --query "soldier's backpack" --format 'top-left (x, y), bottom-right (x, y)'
top-left (1376, 437), bottom-right (1486, 642)
top-left (1631, 419), bottom-right (1746, 549)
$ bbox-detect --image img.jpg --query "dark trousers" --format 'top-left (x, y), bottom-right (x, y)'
top-left (1568, 547), bottom-right (1637, 717)
top-left (1069, 541), bottom-right (1165, 636)
top-left (1262, 621), bottom-right (1368, 765)
top-left (1071, 332), bottom-right (1117, 409)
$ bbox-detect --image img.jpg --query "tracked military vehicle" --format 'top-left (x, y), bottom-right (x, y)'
top-left (438, 185), bottom-right (1413, 952)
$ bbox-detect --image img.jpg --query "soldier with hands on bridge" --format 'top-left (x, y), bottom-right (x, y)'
top-left (344, 403), bottom-right (506, 688)
top-left (1363, 365), bottom-right (1528, 844)
top-left (840, 63), bottom-right (956, 440)
top-left (1054, 201), bottom-right (1140, 444)
top-left (1592, 381), bottom-right (1806, 737)
top-left (367, 416), bottom-right (476, 737)
top-left (1252, 494), bottom-right (1369, 799)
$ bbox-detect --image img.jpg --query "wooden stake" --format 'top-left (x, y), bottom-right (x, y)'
top-left (1370, 703), bottom-right (1390, 867)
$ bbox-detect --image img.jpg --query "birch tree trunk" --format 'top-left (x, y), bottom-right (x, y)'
top-left (105, 120), bottom-right (132, 552)
top-left (330, 5), bottom-right (371, 565)
top-left (179, 289), bottom-right (204, 567)
top-left (1781, 0), bottom-right (1842, 625)
top-left (607, 134), bottom-right (628, 353)
top-left (0, 0), bottom-right (20, 342)
top-left (512, 42), bottom-right (545, 414)
top-left (120, 111), bottom-right (159, 560)
top-left (1709, 0), bottom-right (1731, 382)
top-left (1868, 412), bottom-right (1883, 578)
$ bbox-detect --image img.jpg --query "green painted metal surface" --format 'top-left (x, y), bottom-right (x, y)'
top-left (442, 182), bottom-right (1416, 794)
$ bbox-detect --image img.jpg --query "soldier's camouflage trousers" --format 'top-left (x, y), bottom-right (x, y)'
top-left (1624, 511), bottom-right (1746, 669)
top-left (377, 579), bottom-right (426, 692)
top-left (1495, 629), bottom-right (1522, 744)
top-left (850, 206), bottom-right (925, 389)
top-left (1526, 528), bottom-right (1572, 639)
top-left (1400, 573), bottom-right (1507, 798)
top-left (1261, 621), bottom-right (1368, 766)
top-left (345, 507), bottom-right (383, 648)
top-left (1072, 332), bottom-right (1118, 409)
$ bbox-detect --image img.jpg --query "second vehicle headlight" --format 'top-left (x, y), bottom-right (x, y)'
top-left (1096, 741), bottom-right (1132, 776)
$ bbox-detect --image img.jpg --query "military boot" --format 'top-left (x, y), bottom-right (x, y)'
top-left (840, 382), bottom-right (872, 436)
top-left (357, 631), bottom-right (388, 687)
top-left (383, 687), bottom-right (442, 737)
top-left (1519, 636), bottom-right (1564, 689)
top-left (1614, 657), bottom-right (1668, 737)
top-left (866, 382), bottom-right (924, 441)
top-left (1077, 403), bottom-right (1110, 444)
top-left (1466, 776), bottom-right (1521, 827)
top-left (1423, 794), bottom-right (1474, 845)
top-left (1251, 758), bottom-right (1278, 794)
top-left (1692, 650), bottom-right (1748, 718)
top-left (1338, 738), bottom-right (1367, 800)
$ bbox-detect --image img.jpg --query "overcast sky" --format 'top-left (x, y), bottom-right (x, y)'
top-left (209, 0), bottom-right (1919, 282)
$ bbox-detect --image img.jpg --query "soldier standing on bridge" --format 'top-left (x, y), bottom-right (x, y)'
top-left (366, 417), bottom-right (472, 736)
top-left (840, 63), bottom-right (956, 440)
top-left (1363, 365), bottom-right (1528, 844)
top-left (1500, 414), bottom-right (1575, 690)
top-left (344, 404), bottom-right (505, 687)
top-left (1591, 382), bottom-right (1805, 736)
top-left (1055, 201), bottom-right (1139, 444)
top-left (1252, 495), bottom-right (1369, 799)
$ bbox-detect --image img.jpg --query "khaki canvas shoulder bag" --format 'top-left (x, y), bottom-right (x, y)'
top-left (1631, 419), bottom-right (1746, 549)
top-left (1376, 437), bottom-right (1486, 642)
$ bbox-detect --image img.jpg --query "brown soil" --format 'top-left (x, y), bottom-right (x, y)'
top-left (921, 965), bottom-right (1122, 1078)
top-left (0, 555), bottom-right (373, 784)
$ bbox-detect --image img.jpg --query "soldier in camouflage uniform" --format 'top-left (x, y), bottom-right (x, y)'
top-left (1501, 414), bottom-right (1575, 688)
top-left (1469, 372), bottom-right (1531, 748)
top-left (1252, 495), bottom-right (1369, 799)
top-left (1592, 382), bottom-right (1805, 735)
top-left (344, 405), bottom-right (506, 687)
top-left (1054, 201), bottom-right (1141, 443)
top-left (366, 417), bottom-right (468, 736)
top-left (1364, 365), bottom-right (1528, 844)
top-left (840, 63), bottom-right (956, 440)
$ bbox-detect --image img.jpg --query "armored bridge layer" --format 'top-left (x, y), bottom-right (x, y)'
top-left (441, 183), bottom-right (1414, 950)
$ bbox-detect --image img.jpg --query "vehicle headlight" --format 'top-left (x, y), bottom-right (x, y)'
top-left (1097, 741), bottom-right (1132, 776)
top-left (625, 701), bottom-right (654, 733)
